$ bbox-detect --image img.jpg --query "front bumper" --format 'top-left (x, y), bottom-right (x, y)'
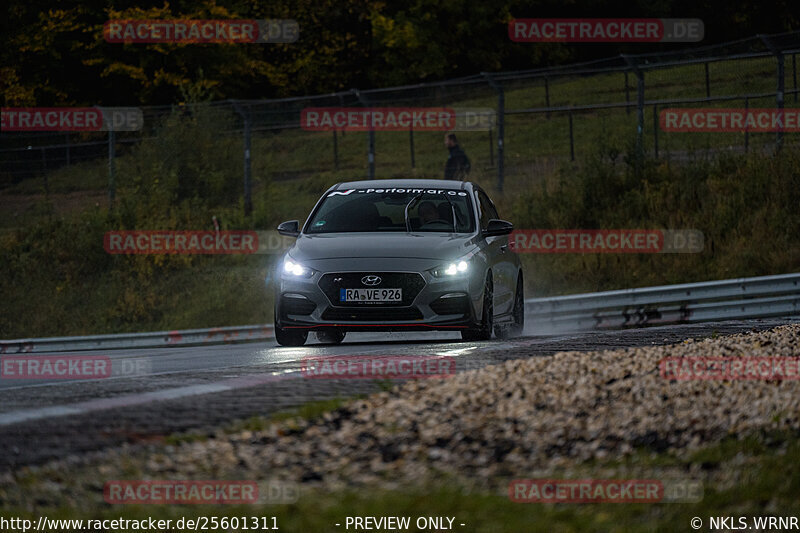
top-left (275, 268), bottom-right (482, 332)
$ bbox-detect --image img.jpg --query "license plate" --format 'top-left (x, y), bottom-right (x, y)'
top-left (340, 288), bottom-right (402, 303)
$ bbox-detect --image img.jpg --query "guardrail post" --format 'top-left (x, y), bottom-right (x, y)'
top-left (352, 89), bottom-right (375, 179)
top-left (483, 73), bottom-right (504, 192)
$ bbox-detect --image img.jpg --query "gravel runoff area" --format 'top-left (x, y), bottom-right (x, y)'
top-left (2, 324), bottom-right (799, 507)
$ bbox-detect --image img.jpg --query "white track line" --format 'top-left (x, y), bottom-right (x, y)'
top-left (0, 371), bottom-right (300, 427)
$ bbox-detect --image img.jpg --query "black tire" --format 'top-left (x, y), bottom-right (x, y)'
top-left (461, 273), bottom-right (493, 341)
top-left (496, 274), bottom-right (524, 339)
top-left (274, 323), bottom-right (308, 346)
top-left (316, 330), bottom-right (346, 344)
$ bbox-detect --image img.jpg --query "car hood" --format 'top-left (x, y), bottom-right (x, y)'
top-left (288, 232), bottom-right (477, 261)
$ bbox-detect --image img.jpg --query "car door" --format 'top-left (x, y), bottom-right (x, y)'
top-left (475, 188), bottom-right (514, 315)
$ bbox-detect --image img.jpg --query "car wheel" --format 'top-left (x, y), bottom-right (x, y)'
top-left (496, 274), bottom-right (524, 338)
top-left (316, 330), bottom-right (346, 344)
top-left (274, 323), bottom-right (308, 346)
top-left (461, 273), bottom-right (493, 341)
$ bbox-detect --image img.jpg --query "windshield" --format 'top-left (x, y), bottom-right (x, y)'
top-left (305, 188), bottom-right (475, 234)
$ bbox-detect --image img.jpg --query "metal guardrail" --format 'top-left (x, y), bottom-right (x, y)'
top-left (0, 325), bottom-right (274, 354)
top-left (526, 273), bottom-right (800, 330)
top-left (1, 273), bottom-right (798, 353)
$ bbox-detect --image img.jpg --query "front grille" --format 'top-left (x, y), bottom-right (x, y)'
top-left (430, 295), bottom-right (470, 316)
top-left (318, 272), bottom-right (426, 307)
top-left (281, 295), bottom-right (316, 316)
top-left (321, 307), bottom-right (423, 322)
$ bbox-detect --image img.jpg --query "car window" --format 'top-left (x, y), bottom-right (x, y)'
top-left (476, 190), bottom-right (500, 230)
top-left (306, 189), bottom-right (475, 233)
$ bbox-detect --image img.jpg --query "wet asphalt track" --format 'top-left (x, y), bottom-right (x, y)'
top-left (0, 317), bottom-right (797, 471)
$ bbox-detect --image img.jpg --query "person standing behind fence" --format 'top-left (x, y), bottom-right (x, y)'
top-left (444, 133), bottom-right (470, 180)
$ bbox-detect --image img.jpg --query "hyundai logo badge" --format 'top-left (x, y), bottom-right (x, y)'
top-left (361, 275), bottom-right (382, 286)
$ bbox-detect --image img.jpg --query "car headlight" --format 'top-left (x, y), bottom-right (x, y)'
top-left (282, 257), bottom-right (314, 278)
top-left (431, 259), bottom-right (470, 278)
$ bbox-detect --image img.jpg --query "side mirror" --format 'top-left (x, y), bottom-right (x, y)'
top-left (483, 219), bottom-right (513, 237)
top-left (277, 220), bottom-right (300, 237)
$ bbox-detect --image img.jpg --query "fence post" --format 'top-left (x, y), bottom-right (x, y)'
top-left (623, 55), bottom-right (645, 162)
top-left (41, 147), bottom-right (48, 196)
top-left (624, 69), bottom-right (630, 114)
top-left (409, 127), bottom-right (415, 169)
top-left (243, 108), bottom-right (253, 216)
top-left (744, 96), bottom-right (750, 153)
top-left (483, 73), bottom-right (504, 192)
top-left (544, 76), bottom-right (551, 119)
top-left (653, 104), bottom-right (659, 158)
top-left (705, 62), bottom-right (711, 97)
top-left (794, 53), bottom-right (797, 103)
top-left (488, 129), bottom-right (494, 166)
top-left (338, 94), bottom-right (346, 137)
top-left (777, 51), bottom-right (785, 151)
top-left (568, 108), bottom-right (575, 161)
top-left (636, 72), bottom-right (645, 160)
top-left (333, 129), bottom-right (339, 170)
top-left (107, 130), bottom-right (115, 207)
top-left (232, 101), bottom-right (253, 216)
top-left (761, 35), bottom-right (785, 151)
top-left (352, 89), bottom-right (375, 179)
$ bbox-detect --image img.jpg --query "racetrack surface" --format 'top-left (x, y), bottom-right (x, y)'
top-left (1, 317), bottom-right (797, 472)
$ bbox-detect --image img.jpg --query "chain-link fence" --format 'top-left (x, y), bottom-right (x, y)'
top-left (3, 29), bottom-right (800, 203)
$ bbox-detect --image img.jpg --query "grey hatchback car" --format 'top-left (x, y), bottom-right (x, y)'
top-left (273, 179), bottom-right (523, 346)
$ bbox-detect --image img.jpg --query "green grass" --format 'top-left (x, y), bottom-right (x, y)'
top-left (230, 396), bottom-right (365, 430)
top-left (5, 430), bottom-right (800, 532)
top-left (163, 397), bottom-right (364, 446)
